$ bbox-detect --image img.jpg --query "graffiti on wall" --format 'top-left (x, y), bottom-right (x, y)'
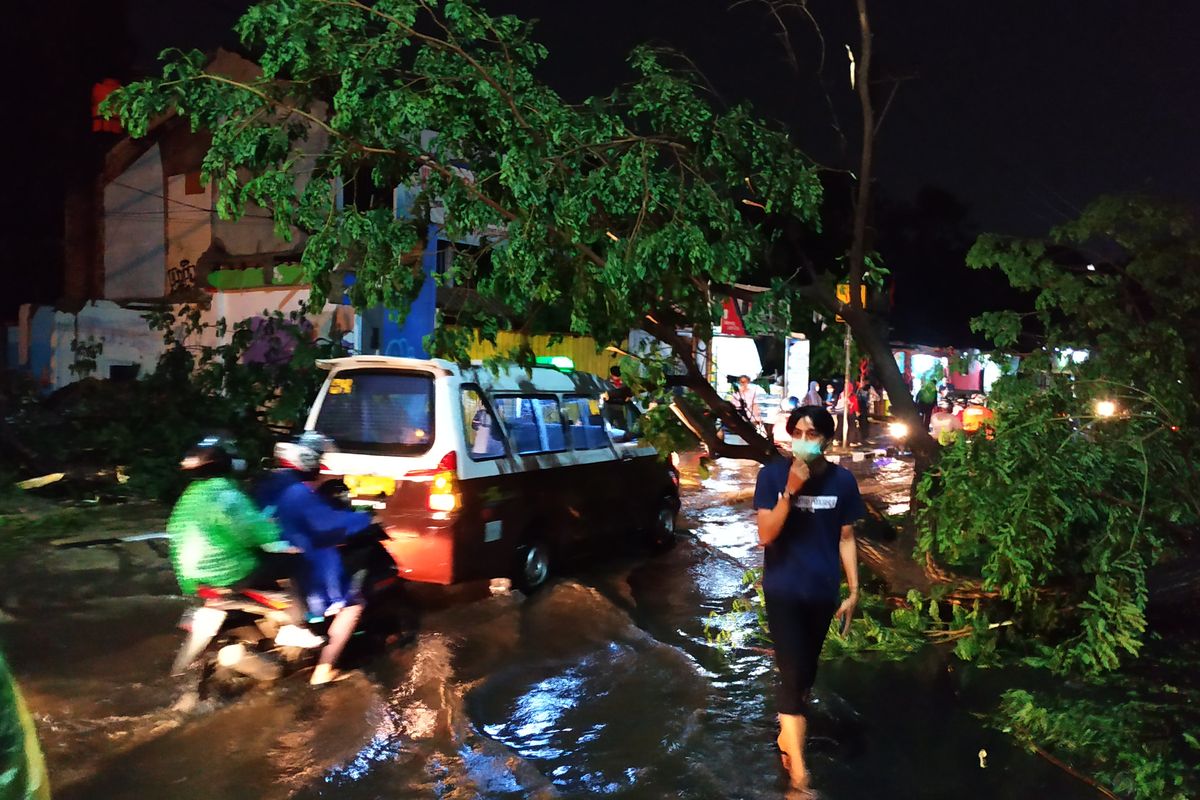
top-left (167, 259), bottom-right (196, 294)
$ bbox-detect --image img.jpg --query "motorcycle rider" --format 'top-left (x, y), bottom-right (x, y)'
top-left (167, 435), bottom-right (325, 650)
top-left (253, 432), bottom-right (374, 686)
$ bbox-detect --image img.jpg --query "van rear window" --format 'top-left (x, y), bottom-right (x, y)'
top-left (315, 370), bottom-right (434, 454)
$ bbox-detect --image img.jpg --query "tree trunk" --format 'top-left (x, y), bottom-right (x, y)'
top-left (641, 316), bottom-right (778, 463)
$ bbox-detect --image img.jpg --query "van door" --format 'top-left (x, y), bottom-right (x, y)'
top-left (452, 385), bottom-right (524, 582)
top-left (602, 400), bottom-right (674, 530)
top-left (491, 393), bottom-right (595, 562)
top-left (561, 395), bottom-right (622, 542)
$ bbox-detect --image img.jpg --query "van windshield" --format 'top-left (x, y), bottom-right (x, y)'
top-left (315, 369), bottom-right (434, 454)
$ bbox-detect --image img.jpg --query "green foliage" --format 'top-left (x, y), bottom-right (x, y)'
top-left (5, 307), bottom-right (345, 501)
top-left (921, 195), bottom-right (1200, 676)
top-left (133, 305), bottom-right (346, 497)
top-left (998, 676), bottom-right (1200, 800)
top-left (0, 650), bottom-right (50, 800)
top-left (705, 570), bottom-right (1002, 665)
top-left (103, 0), bottom-right (823, 366)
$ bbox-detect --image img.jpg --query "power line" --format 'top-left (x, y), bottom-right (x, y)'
top-left (108, 179), bottom-right (277, 220)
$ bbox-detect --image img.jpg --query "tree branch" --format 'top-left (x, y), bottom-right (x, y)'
top-left (641, 316), bottom-right (777, 462)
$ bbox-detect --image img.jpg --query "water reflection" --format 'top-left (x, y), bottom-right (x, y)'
top-left (483, 670), bottom-right (588, 760)
top-left (471, 633), bottom-right (712, 797)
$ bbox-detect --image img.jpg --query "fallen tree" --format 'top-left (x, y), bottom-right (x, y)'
top-left (104, 0), bottom-right (937, 465)
top-left (918, 194), bottom-right (1200, 674)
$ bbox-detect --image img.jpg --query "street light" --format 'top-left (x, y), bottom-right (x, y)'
top-left (1094, 399), bottom-right (1117, 418)
top-left (888, 421), bottom-right (909, 439)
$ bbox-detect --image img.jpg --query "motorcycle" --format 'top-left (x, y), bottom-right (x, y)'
top-left (171, 519), bottom-right (407, 697)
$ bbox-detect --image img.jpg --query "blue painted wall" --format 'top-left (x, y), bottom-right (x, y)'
top-left (350, 223), bottom-right (439, 358)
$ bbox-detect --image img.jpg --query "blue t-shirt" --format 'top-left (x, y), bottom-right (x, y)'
top-left (753, 458), bottom-right (866, 603)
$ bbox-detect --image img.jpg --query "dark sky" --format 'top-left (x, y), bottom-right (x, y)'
top-left (7, 0), bottom-right (1200, 327)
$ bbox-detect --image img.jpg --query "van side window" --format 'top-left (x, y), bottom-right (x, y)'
top-left (602, 402), bottom-right (642, 444)
top-left (461, 386), bottom-right (507, 460)
top-left (493, 395), bottom-right (567, 455)
top-left (563, 396), bottom-right (608, 450)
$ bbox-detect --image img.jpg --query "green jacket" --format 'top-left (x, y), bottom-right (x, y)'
top-left (167, 477), bottom-right (281, 595)
top-left (0, 650), bottom-right (50, 800)
top-left (916, 380), bottom-right (938, 404)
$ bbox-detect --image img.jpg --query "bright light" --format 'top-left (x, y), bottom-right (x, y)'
top-left (535, 355), bottom-right (574, 370)
top-left (1086, 264), bottom-right (1096, 272)
top-left (1095, 399), bottom-right (1117, 418)
top-left (888, 421), bottom-right (909, 439)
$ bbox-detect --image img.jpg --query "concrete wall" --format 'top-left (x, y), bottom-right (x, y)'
top-left (49, 301), bottom-right (167, 387)
top-left (164, 173), bottom-right (212, 292)
top-left (13, 289), bottom-right (354, 392)
top-left (103, 145), bottom-right (166, 299)
top-left (209, 125), bottom-right (327, 259)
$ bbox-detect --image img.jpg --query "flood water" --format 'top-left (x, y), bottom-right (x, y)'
top-left (2, 457), bottom-right (1100, 799)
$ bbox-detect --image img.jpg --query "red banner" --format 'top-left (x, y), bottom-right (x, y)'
top-left (719, 297), bottom-right (746, 336)
top-left (92, 79), bottom-right (123, 133)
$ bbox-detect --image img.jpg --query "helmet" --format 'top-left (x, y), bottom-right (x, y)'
top-left (180, 434), bottom-right (245, 479)
top-left (291, 431), bottom-right (331, 473)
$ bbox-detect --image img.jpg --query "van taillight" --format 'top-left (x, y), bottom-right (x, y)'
top-left (414, 452), bottom-right (459, 512)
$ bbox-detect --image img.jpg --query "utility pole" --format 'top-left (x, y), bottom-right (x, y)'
top-left (842, 320), bottom-right (851, 447)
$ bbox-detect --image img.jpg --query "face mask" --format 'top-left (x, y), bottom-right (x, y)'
top-left (791, 438), bottom-right (823, 462)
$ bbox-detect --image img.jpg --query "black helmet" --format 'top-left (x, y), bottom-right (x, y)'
top-left (180, 434), bottom-right (245, 479)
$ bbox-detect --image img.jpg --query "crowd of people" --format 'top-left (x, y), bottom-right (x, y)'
top-left (730, 372), bottom-right (993, 450)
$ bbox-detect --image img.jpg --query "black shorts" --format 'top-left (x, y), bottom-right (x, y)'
top-left (765, 593), bottom-right (836, 715)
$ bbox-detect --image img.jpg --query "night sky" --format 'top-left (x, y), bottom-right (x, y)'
top-left (8, 0), bottom-right (1199, 339)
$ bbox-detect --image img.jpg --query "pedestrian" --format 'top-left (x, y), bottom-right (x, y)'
top-left (844, 381), bottom-right (861, 444)
top-left (802, 381), bottom-right (823, 407)
top-left (823, 383), bottom-right (836, 408)
top-left (856, 381), bottom-right (871, 441)
top-left (915, 376), bottom-right (938, 430)
top-left (607, 365), bottom-right (632, 404)
top-left (732, 374), bottom-right (762, 424)
top-left (754, 405), bottom-right (864, 796)
top-left (831, 386), bottom-right (845, 439)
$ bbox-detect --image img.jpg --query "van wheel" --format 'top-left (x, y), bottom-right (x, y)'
top-left (648, 498), bottom-right (678, 553)
top-left (514, 539), bottom-right (551, 593)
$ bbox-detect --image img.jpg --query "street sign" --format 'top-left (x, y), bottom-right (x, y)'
top-left (835, 283), bottom-right (867, 323)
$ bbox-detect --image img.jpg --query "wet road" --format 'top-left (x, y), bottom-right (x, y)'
top-left (2, 458), bottom-right (1098, 799)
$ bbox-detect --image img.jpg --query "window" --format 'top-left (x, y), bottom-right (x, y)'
top-left (602, 402), bottom-right (643, 444)
top-left (315, 370), bottom-right (434, 454)
top-left (562, 396), bottom-right (609, 450)
top-left (492, 395), bottom-right (567, 455)
top-left (462, 386), bottom-right (507, 460)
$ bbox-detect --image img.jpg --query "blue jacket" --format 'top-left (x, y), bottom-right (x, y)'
top-left (253, 471), bottom-right (373, 618)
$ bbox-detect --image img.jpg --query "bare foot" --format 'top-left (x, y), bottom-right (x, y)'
top-left (776, 735), bottom-right (810, 793)
top-left (309, 664), bottom-right (345, 686)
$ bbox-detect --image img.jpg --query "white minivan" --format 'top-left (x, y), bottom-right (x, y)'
top-left (292, 356), bottom-right (680, 591)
